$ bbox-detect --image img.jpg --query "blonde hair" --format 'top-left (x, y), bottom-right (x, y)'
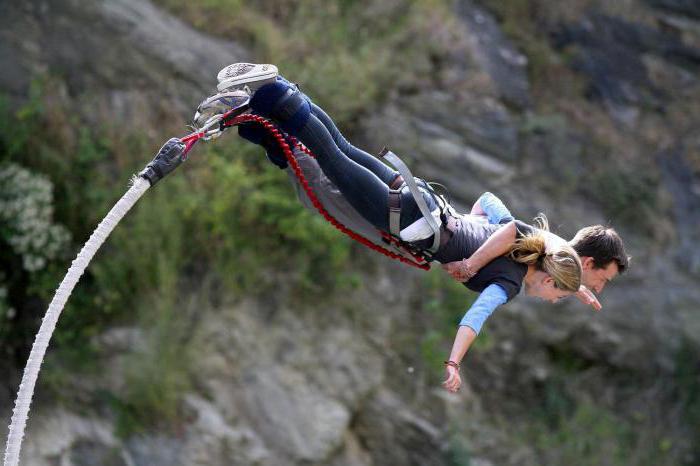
top-left (509, 215), bottom-right (582, 292)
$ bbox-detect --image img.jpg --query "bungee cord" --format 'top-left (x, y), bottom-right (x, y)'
top-left (3, 177), bottom-right (150, 466)
top-left (2, 104), bottom-right (233, 466)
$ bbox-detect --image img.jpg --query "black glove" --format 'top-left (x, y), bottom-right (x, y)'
top-left (139, 138), bottom-right (187, 186)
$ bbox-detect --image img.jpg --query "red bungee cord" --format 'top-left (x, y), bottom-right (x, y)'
top-left (214, 112), bottom-right (432, 271)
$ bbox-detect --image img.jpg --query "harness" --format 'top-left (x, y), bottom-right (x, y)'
top-left (381, 148), bottom-right (451, 255)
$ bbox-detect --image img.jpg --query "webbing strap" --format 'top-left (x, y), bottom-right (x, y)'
top-left (380, 148), bottom-right (441, 253)
top-left (388, 190), bottom-right (402, 236)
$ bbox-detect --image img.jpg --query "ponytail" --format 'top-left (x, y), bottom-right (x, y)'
top-left (509, 214), bottom-right (582, 292)
top-left (510, 234), bottom-right (547, 266)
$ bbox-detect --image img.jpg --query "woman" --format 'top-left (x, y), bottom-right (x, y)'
top-left (210, 63), bottom-right (583, 393)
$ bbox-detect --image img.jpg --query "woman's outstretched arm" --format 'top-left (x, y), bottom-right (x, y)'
top-left (443, 283), bottom-right (508, 392)
top-left (443, 326), bottom-right (477, 392)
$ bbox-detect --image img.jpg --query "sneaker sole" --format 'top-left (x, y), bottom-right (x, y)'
top-left (217, 69), bottom-right (279, 92)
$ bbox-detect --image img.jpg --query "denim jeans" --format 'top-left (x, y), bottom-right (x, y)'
top-left (253, 78), bottom-right (437, 234)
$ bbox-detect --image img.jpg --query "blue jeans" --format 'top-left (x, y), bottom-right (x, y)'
top-left (250, 77), bottom-right (437, 235)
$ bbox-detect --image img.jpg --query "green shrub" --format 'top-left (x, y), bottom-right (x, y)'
top-left (532, 400), bottom-right (636, 465)
top-left (581, 154), bottom-right (659, 234)
top-left (522, 373), bottom-right (678, 466)
top-left (112, 293), bottom-right (194, 437)
top-left (445, 434), bottom-right (473, 466)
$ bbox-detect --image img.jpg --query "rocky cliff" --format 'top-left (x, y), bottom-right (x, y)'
top-left (1, 0), bottom-right (699, 465)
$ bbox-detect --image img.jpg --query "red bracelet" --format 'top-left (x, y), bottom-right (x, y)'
top-left (444, 360), bottom-right (460, 370)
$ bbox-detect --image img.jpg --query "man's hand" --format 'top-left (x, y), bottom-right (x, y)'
top-left (443, 365), bottom-right (462, 393)
top-left (442, 259), bottom-right (476, 283)
top-left (575, 285), bottom-right (602, 311)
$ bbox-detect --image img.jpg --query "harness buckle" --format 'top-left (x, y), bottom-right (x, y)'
top-left (388, 189), bottom-right (402, 237)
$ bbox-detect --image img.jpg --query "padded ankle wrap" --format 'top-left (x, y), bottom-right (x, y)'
top-left (237, 122), bottom-right (266, 145)
top-left (238, 122), bottom-right (289, 169)
top-left (250, 81), bottom-right (310, 134)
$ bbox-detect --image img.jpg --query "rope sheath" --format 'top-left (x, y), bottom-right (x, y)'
top-left (3, 177), bottom-right (150, 466)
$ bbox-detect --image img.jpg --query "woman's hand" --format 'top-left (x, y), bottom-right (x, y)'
top-left (443, 327), bottom-right (476, 392)
top-left (575, 285), bottom-right (602, 311)
top-left (442, 259), bottom-right (476, 282)
top-left (442, 364), bottom-right (462, 392)
top-left (442, 221), bottom-right (517, 283)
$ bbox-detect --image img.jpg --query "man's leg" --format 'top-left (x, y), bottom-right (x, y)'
top-left (293, 115), bottom-right (393, 230)
top-left (216, 65), bottom-right (435, 235)
top-left (273, 76), bottom-right (399, 185)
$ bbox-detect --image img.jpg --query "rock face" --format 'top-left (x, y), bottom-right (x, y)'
top-left (551, 12), bottom-right (700, 125)
top-left (2, 0), bottom-right (700, 465)
top-left (658, 147), bottom-right (700, 274)
top-left (646, 0), bottom-right (700, 19)
top-left (456, 0), bottom-right (531, 110)
top-left (0, 0), bottom-right (247, 128)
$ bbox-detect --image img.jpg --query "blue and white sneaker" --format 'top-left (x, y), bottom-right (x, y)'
top-left (216, 63), bottom-right (279, 93)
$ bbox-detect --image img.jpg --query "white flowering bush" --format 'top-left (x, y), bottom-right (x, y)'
top-left (0, 162), bottom-right (71, 272)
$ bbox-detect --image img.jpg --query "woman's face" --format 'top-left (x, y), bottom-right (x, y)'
top-left (525, 271), bottom-right (574, 303)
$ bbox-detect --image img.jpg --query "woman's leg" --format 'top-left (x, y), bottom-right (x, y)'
top-left (236, 96), bottom-right (395, 178)
top-left (249, 80), bottom-right (432, 231)
top-left (275, 77), bottom-right (399, 185)
top-left (309, 103), bottom-right (399, 185)
top-left (293, 113), bottom-right (393, 229)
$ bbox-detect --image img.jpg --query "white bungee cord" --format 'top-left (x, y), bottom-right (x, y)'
top-left (3, 177), bottom-right (151, 466)
top-left (2, 92), bottom-right (249, 466)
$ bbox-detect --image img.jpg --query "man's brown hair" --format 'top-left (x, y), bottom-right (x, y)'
top-left (570, 225), bottom-right (630, 273)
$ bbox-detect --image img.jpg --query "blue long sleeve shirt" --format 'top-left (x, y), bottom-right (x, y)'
top-left (477, 192), bottom-right (514, 225)
top-left (459, 192), bottom-right (514, 333)
top-left (460, 283), bottom-right (508, 334)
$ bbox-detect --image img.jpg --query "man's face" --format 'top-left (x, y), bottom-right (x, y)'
top-left (581, 258), bottom-right (619, 294)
